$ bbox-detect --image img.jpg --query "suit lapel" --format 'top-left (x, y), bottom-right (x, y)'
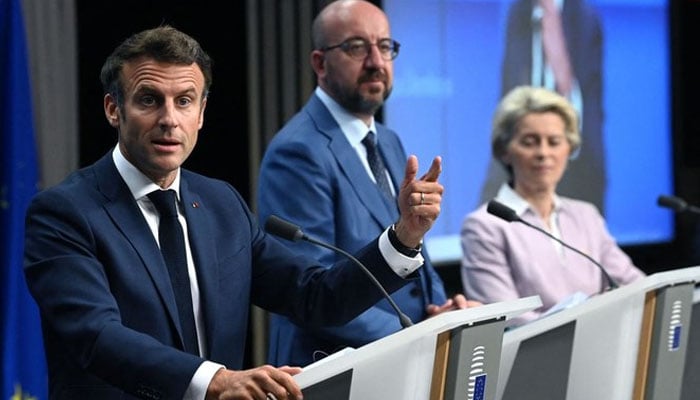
top-left (376, 125), bottom-right (405, 200)
top-left (179, 177), bottom-right (219, 357)
top-left (307, 98), bottom-right (432, 303)
top-left (93, 155), bottom-right (181, 333)
top-left (307, 96), bottom-right (398, 227)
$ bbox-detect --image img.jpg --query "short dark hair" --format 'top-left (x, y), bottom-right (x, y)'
top-left (100, 25), bottom-right (213, 106)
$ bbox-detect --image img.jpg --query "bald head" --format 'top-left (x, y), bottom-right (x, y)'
top-left (312, 0), bottom-right (389, 49)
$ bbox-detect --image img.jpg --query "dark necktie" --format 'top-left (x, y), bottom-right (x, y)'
top-left (362, 132), bottom-right (394, 200)
top-left (148, 189), bottom-right (199, 355)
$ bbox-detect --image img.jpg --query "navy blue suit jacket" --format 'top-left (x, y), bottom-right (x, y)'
top-left (257, 94), bottom-right (447, 366)
top-left (24, 152), bottom-right (413, 399)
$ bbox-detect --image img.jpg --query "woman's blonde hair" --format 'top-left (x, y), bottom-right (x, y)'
top-left (491, 86), bottom-right (581, 170)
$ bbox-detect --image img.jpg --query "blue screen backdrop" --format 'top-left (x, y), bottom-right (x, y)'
top-left (384, 0), bottom-right (672, 264)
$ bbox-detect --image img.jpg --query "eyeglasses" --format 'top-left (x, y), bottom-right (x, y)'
top-left (320, 38), bottom-right (401, 61)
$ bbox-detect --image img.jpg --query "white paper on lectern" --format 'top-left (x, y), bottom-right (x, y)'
top-left (300, 346), bottom-right (355, 372)
top-left (539, 291), bottom-right (589, 318)
top-left (295, 296), bottom-right (542, 399)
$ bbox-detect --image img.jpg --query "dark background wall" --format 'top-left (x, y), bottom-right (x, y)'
top-left (75, 0), bottom-right (700, 293)
top-left (667, 0), bottom-right (700, 267)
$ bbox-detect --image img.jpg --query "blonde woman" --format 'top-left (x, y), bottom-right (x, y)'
top-left (460, 86), bottom-right (644, 327)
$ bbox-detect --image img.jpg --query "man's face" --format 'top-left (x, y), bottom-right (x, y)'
top-left (316, 4), bottom-right (394, 118)
top-left (104, 58), bottom-right (207, 187)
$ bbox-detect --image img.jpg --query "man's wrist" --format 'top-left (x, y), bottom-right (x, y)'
top-left (388, 224), bottom-right (422, 257)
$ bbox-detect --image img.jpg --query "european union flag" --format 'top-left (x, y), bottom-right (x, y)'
top-left (1, 0), bottom-right (48, 398)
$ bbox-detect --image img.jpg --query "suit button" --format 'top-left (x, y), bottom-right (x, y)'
top-left (410, 287), bottom-right (422, 297)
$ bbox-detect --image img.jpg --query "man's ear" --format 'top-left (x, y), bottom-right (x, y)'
top-left (104, 93), bottom-right (120, 127)
top-left (197, 97), bottom-right (207, 130)
top-left (310, 50), bottom-right (326, 78)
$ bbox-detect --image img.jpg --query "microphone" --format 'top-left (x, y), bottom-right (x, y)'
top-left (657, 195), bottom-right (700, 215)
top-left (264, 215), bottom-right (414, 328)
top-left (486, 200), bottom-right (619, 292)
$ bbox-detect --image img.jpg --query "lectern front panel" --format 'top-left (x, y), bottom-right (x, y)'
top-left (501, 321), bottom-right (576, 400)
top-left (302, 369), bottom-right (352, 400)
top-left (680, 293), bottom-right (700, 400)
top-left (644, 283), bottom-right (694, 400)
top-left (442, 318), bottom-right (508, 400)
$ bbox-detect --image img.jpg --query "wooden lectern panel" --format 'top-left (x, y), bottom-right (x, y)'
top-left (430, 330), bottom-right (452, 400)
top-left (633, 291), bottom-right (657, 400)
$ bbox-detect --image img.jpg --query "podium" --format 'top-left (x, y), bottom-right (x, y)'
top-left (294, 296), bottom-right (541, 400)
top-left (496, 266), bottom-right (700, 400)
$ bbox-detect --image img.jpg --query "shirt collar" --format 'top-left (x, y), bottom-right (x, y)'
top-left (534, 0), bottom-right (564, 15)
top-left (112, 145), bottom-right (182, 201)
top-left (495, 182), bottom-right (562, 217)
top-left (315, 86), bottom-right (377, 148)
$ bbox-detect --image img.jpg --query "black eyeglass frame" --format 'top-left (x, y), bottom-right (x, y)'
top-left (320, 38), bottom-right (401, 61)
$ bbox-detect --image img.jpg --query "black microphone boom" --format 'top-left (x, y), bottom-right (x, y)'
top-left (264, 215), bottom-right (413, 328)
top-left (486, 200), bottom-right (619, 292)
top-left (486, 199), bottom-right (521, 222)
top-left (264, 215), bottom-right (306, 242)
top-left (657, 195), bottom-right (700, 215)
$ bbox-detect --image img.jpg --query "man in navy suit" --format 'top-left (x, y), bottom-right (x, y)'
top-left (23, 25), bottom-right (445, 400)
top-left (257, 0), bottom-right (477, 368)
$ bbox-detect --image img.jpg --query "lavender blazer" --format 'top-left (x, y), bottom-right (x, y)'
top-left (460, 196), bottom-right (644, 327)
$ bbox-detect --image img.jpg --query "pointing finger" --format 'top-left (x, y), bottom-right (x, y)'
top-left (419, 156), bottom-right (442, 182)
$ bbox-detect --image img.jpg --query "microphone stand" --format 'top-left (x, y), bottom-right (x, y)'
top-left (265, 215), bottom-right (414, 328)
top-left (303, 236), bottom-right (414, 328)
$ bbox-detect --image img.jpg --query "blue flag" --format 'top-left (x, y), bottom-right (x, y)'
top-left (0, 0), bottom-right (48, 398)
